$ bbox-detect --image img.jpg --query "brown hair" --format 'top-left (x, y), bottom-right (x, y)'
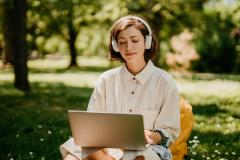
top-left (109, 15), bottom-right (158, 62)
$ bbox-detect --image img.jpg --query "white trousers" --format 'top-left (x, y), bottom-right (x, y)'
top-left (60, 138), bottom-right (161, 160)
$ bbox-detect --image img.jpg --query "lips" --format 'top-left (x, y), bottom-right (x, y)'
top-left (125, 52), bottom-right (136, 56)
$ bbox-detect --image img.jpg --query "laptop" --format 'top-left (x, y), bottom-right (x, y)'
top-left (68, 110), bottom-right (146, 150)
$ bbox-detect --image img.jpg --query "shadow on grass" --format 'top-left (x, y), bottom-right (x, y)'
top-left (0, 82), bottom-right (93, 159)
top-left (29, 65), bottom-right (110, 74)
top-left (191, 103), bottom-right (240, 119)
top-left (188, 130), bottom-right (240, 159)
top-left (192, 104), bottom-right (227, 116)
top-left (191, 73), bottom-right (240, 82)
top-left (0, 82), bottom-right (93, 109)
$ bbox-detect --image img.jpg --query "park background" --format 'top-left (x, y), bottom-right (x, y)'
top-left (0, 0), bottom-right (239, 159)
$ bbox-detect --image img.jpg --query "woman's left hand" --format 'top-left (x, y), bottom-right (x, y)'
top-left (144, 130), bottom-right (162, 145)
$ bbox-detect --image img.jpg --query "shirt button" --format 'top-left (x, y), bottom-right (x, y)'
top-left (133, 77), bottom-right (136, 80)
top-left (131, 91), bottom-right (134, 95)
top-left (129, 109), bottom-right (132, 112)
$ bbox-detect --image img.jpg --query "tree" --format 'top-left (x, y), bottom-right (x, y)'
top-left (192, 0), bottom-right (239, 73)
top-left (126, 0), bottom-right (208, 67)
top-left (3, 0), bottom-right (30, 92)
top-left (28, 0), bottom-right (102, 68)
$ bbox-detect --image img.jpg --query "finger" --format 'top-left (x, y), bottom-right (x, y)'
top-left (145, 136), bottom-right (154, 144)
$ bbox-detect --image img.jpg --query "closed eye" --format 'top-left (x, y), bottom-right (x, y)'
top-left (118, 41), bottom-right (126, 45)
top-left (132, 40), bottom-right (139, 43)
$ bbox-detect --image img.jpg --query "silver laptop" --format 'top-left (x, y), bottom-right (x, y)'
top-left (68, 110), bottom-right (146, 150)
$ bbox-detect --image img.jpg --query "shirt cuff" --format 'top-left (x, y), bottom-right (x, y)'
top-left (153, 129), bottom-right (173, 148)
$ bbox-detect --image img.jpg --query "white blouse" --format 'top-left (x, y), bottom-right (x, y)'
top-left (88, 60), bottom-right (180, 142)
top-left (60, 61), bottom-right (180, 159)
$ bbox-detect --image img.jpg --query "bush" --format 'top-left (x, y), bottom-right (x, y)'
top-left (192, 13), bottom-right (238, 73)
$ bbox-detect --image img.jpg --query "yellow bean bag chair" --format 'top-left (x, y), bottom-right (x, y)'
top-left (170, 97), bottom-right (194, 160)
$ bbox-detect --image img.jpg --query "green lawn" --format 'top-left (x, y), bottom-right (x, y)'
top-left (0, 57), bottom-right (239, 160)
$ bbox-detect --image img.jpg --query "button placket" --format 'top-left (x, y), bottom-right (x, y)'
top-left (127, 78), bottom-right (137, 113)
top-left (131, 77), bottom-right (138, 95)
top-left (129, 78), bottom-right (139, 113)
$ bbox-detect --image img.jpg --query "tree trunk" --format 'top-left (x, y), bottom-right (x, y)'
top-left (3, 0), bottom-right (30, 92)
top-left (150, 11), bottom-right (163, 68)
top-left (68, 21), bottom-right (78, 67)
top-left (152, 26), bottom-right (161, 67)
top-left (3, 1), bottom-right (14, 65)
top-left (67, 10), bottom-right (78, 68)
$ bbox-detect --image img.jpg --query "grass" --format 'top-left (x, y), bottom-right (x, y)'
top-left (0, 57), bottom-right (240, 160)
top-left (178, 79), bottom-right (240, 159)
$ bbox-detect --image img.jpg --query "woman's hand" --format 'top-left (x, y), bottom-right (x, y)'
top-left (144, 130), bottom-right (162, 145)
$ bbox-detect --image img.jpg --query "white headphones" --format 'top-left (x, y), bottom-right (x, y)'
top-left (111, 16), bottom-right (152, 52)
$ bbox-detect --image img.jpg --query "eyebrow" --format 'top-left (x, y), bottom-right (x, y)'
top-left (118, 35), bottom-right (139, 40)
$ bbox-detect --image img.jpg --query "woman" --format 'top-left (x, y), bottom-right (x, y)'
top-left (61, 15), bottom-right (180, 160)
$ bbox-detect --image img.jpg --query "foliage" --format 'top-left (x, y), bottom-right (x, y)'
top-left (26, 0), bottom-right (127, 58)
top-left (192, 0), bottom-right (240, 73)
top-left (0, 58), bottom-right (240, 159)
top-left (125, 0), bottom-right (207, 66)
top-left (1, 0), bottom-right (240, 71)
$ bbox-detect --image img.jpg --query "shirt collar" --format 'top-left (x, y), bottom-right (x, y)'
top-left (121, 61), bottom-right (155, 85)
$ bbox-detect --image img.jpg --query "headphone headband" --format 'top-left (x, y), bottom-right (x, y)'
top-left (112, 16), bottom-right (152, 37)
top-left (111, 16), bottom-right (153, 52)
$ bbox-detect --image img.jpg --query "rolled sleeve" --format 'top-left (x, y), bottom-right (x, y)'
top-left (154, 86), bottom-right (180, 142)
top-left (87, 76), bottom-right (106, 112)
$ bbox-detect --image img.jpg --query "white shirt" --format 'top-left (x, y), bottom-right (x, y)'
top-left (60, 61), bottom-right (180, 159)
top-left (88, 60), bottom-right (180, 141)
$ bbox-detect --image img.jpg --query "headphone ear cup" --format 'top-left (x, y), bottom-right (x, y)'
top-left (145, 35), bottom-right (152, 49)
top-left (111, 38), bottom-right (119, 52)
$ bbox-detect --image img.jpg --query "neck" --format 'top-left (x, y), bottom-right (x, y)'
top-left (126, 61), bottom-right (147, 75)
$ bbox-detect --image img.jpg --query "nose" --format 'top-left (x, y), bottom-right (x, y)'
top-left (126, 41), bottom-right (134, 51)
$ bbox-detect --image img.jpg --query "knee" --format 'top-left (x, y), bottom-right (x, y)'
top-left (134, 155), bottom-right (145, 160)
top-left (86, 150), bottom-right (114, 160)
top-left (64, 154), bottom-right (79, 160)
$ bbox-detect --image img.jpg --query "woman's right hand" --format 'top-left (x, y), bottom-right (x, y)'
top-left (144, 130), bottom-right (162, 145)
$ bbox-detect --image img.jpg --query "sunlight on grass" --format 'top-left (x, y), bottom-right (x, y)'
top-left (178, 79), bottom-right (240, 100)
top-left (29, 72), bottom-right (100, 87)
top-left (27, 56), bottom-right (112, 69)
